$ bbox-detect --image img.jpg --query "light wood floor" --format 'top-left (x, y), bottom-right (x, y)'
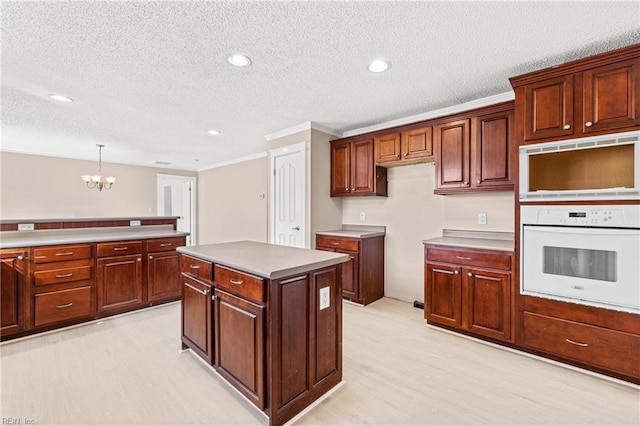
top-left (1, 297), bottom-right (638, 425)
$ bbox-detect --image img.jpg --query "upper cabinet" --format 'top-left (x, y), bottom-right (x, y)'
top-left (374, 126), bottom-right (434, 166)
top-left (330, 138), bottom-right (388, 197)
top-left (511, 44), bottom-right (640, 144)
top-left (434, 102), bottom-right (514, 194)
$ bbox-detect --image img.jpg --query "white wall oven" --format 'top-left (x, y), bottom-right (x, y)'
top-left (521, 205), bottom-right (640, 314)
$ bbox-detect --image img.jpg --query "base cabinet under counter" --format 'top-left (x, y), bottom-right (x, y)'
top-left (424, 245), bottom-right (513, 343)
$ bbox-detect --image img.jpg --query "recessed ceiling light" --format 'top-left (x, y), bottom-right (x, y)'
top-left (207, 129), bottom-right (222, 136)
top-left (48, 94), bottom-right (73, 102)
top-left (227, 54), bottom-right (252, 67)
top-left (367, 60), bottom-right (391, 73)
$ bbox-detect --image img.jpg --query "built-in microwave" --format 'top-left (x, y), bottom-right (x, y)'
top-left (519, 131), bottom-right (640, 202)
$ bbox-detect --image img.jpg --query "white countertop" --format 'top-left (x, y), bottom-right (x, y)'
top-left (422, 229), bottom-right (514, 252)
top-left (177, 241), bottom-right (349, 280)
top-left (0, 225), bottom-right (188, 249)
top-left (316, 224), bottom-right (386, 239)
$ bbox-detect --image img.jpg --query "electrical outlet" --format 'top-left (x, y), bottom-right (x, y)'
top-left (359, 212), bottom-right (366, 221)
top-left (18, 223), bottom-right (34, 231)
top-left (319, 287), bottom-right (330, 310)
top-left (130, 220), bottom-right (141, 226)
top-left (478, 213), bottom-right (487, 225)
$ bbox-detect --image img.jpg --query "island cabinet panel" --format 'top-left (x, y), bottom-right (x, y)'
top-left (97, 254), bottom-right (143, 313)
top-left (181, 273), bottom-right (213, 365)
top-left (214, 288), bottom-right (265, 409)
top-left (146, 236), bottom-right (185, 303)
top-left (311, 267), bottom-right (340, 383)
top-left (1, 249), bottom-right (28, 337)
top-left (424, 245), bottom-right (513, 343)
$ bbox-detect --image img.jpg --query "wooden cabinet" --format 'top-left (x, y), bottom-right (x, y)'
top-left (435, 102), bottom-right (514, 194)
top-left (424, 245), bottom-right (512, 342)
top-left (214, 288), bottom-right (265, 409)
top-left (96, 241), bottom-right (143, 313)
top-left (330, 138), bottom-right (387, 197)
top-left (181, 272), bottom-right (213, 364)
top-left (146, 236), bottom-right (184, 303)
top-left (374, 126), bottom-right (434, 166)
top-left (31, 244), bottom-right (94, 327)
top-left (1, 249), bottom-right (28, 337)
top-left (316, 234), bottom-right (384, 305)
top-left (511, 44), bottom-right (640, 143)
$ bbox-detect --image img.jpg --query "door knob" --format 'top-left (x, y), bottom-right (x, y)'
top-left (291, 226), bottom-right (300, 231)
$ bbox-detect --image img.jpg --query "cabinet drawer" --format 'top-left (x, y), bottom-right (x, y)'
top-left (34, 264), bottom-right (92, 286)
top-left (147, 236), bottom-right (185, 253)
top-left (215, 265), bottom-right (265, 303)
top-left (96, 241), bottom-right (142, 257)
top-left (34, 286), bottom-right (92, 327)
top-left (180, 254), bottom-right (213, 282)
top-left (523, 312), bottom-right (640, 377)
top-left (426, 247), bottom-right (511, 270)
top-left (33, 244), bottom-right (92, 263)
top-left (316, 235), bottom-right (359, 252)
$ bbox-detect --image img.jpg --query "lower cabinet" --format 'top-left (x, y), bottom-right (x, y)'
top-left (1, 249), bottom-right (28, 336)
top-left (34, 286), bottom-right (92, 327)
top-left (214, 288), bottom-right (265, 409)
top-left (147, 250), bottom-right (180, 302)
top-left (181, 273), bottom-right (213, 364)
top-left (97, 254), bottom-right (143, 313)
top-left (424, 245), bottom-right (512, 342)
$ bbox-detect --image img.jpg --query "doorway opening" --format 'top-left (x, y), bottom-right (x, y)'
top-left (157, 174), bottom-right (197, 246)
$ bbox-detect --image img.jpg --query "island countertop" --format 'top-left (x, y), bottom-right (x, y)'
top-left (177, 240), bottom-right (349, 279)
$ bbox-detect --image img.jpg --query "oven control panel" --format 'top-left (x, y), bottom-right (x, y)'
top-left (525, 207), bottom-right (636, 227)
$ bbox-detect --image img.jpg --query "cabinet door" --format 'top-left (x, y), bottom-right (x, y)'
top-left (1, 252), bottom-right (27, 336)
top-left (375, 133), bottom-right (401, 163)
top-left (523, 75), bottom-right (574, 141)
top-left (402, 126), bottom-right (433, 160)
top-left (351, 138), bottom-right (375, 194)
top-left (330, 141), bottom-right (351, 196)
top-left (424, 262), bottom-right (462, 328)
top-left (214, 289), bottom-right (265, 409)
top-left (464, 268), bottom-right (511, 341)
top-left (435, 119), bottom-right (471, 190)
top-left (473, 109), bottom-right (513, 189)
top-left (582, 58), bottom-right (640, 134)
top-left (181, 274), bottom-right (213, 364)
top-left (148, 251), bottom-right (180, 302)
top-left (337, 250), bottom-right (359, 301)
top-left (97, 255), bottom-right (143, 312)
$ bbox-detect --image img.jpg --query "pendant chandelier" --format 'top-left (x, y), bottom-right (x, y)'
top-left (81, 144), bottom-right (116, 191)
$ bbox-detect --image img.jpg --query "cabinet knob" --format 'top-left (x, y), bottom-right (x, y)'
top-left (463, 182), bottom-right (469, 185)
top-left (563, 124), bottom-right (571, 130)
top-left (477, 180), bottom-right (481, 184)
top-left (17, 255), bottom-right (24, 261)
top-left (404, 153), bottom-right (408, 157)
top-left (137, 258), bottom-right (142, 262)
top-left (149, 255), bottom-right (153, 260)
top-left (454, 270), bottom-right (459, 275)
top-left (585, 121), bottom-right (593, 127)
top-left (468, 272), bottom-right (473, 277)
top-left (396, 154), bottom-right (400, 158)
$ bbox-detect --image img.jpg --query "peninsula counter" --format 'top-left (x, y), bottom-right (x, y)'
top-left (177, 241), bottom-right (348, 426)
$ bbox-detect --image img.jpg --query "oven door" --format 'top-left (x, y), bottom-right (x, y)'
top-left (521, 225), bottom-right (640, 313)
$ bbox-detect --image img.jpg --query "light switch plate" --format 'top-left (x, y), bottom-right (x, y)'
top-left (319, 287), bottom-right (330, 310)
top-left (477, 213), bottom-right (487, 225)
top-left (130, 220), bottom-right (141, 226)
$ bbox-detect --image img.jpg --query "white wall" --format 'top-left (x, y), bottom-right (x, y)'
top-left (342, 163), bottom-right (514, 303)
top-left (0, 151), bottom-right (195, 219)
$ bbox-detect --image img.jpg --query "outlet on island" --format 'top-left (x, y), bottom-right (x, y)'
top-left (477, 213), bottom-right (487, 225)
top-left (359, 212), bottom-right (366, 221)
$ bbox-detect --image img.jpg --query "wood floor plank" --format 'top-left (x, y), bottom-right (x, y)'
top-left (1, 298), bottom-right (638, 425)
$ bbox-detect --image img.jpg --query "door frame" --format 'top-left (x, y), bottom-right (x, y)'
top-left (269, 141), bottom-right (308, 247)
top-left (157, 174), bottom-right (197, 246)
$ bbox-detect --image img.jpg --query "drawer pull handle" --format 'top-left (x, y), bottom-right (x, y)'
top-left (565, 339), bottom-right (588, 347)
top-left (230, 279), bottom-right (243, 285)
top-left (189, 264), bottom-right (201, 269)
top-left (55, 252), bottom-right (74, 256)
top-left (160, 243), bottom-right (172, 247)
top-left (56, 303), bottom-right (74, 309)
top-left (455, 256), bottom-right (472, 260)
top-left (184, 282), bottom-right (208, 295)
top-left (332, 242), bottom-right (339, 245)
top-left (113, 247), bottom-right (128, 251)
top-left (55, 273), bottom-right (74, 278)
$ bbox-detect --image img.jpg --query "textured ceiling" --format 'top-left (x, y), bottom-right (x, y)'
top-left (2, 1), bottom-right (639, 171)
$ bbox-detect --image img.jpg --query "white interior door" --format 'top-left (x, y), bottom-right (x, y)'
top-left (157, 174), bottom-right (196, 246)
top-left (271, 144), bottom-right (306, 248)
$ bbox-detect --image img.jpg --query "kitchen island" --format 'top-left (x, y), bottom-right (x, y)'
top-left (177, 241), bottom-right (349, 426)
